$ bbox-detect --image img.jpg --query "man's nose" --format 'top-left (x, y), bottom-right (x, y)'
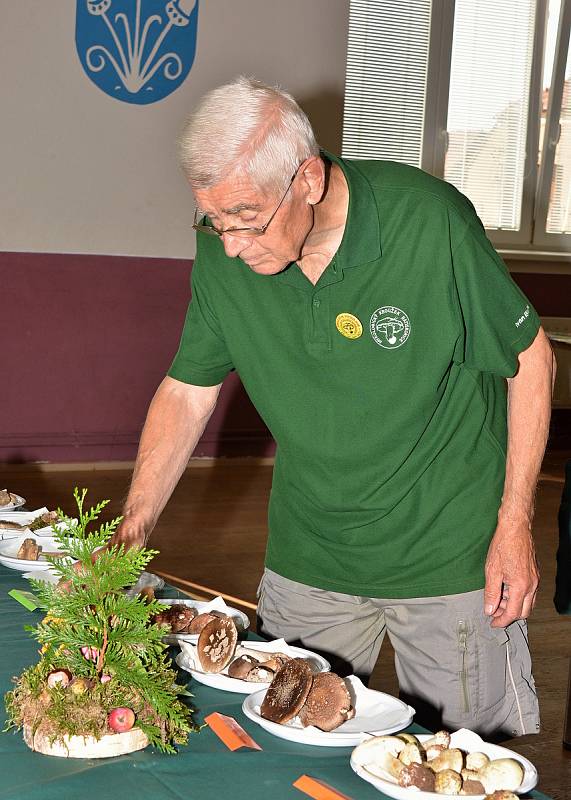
top-left (221, 231), bottom-right (249, 259)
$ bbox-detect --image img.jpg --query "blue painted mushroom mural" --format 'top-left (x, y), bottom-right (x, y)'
top-left (76, 0), bottom-right (199, 104)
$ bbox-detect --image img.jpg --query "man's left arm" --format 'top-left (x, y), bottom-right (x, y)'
top-left (484, 326), bottom-right (556, 627)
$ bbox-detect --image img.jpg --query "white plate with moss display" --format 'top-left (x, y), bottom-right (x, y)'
top-left (0, 534), bottom-right (75, 572)
top-left (350, 729), bottom-right (538, 799)
top-left (0, 509), bottom-right (70, 539)
top-left (242, 677), bottom-right (415, 747)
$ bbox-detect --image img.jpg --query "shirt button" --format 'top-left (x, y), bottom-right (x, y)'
top-left (313, 298), bottom-right (321, 308)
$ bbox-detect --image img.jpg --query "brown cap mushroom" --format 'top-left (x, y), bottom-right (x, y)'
top-left (17, 538), bottom-right (42, 561)
top-left (246, 665), bottom-right (276, 683)
top-left (398, 763), bottom-right (436, 791)
top-left (197, 616), bottom-right (238, 673)
top-left (188, 611), bottom-right (220, 635)
top-left (461, 779), bottom-right (487, 795)
top-left (227, 655), bottom-right (258, 680)
top-left (260, 658), bottom-right (313, 724)
top-left (298, 672), bottom-right (354, 732)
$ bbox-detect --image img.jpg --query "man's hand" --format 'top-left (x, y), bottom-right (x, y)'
top-left (58, 517), bottom-right (148, 593)
top-left (484, 517), bottom-right (539, 627)
top-left (107, 515), bottom-right (147, 552)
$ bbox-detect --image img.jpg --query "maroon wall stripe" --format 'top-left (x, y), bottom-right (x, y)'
top-left (1, 252), bottom-right (567, 463)
top-left (1, 251), bottom-right (272, 463)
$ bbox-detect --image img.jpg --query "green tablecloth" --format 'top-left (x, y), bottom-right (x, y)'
top-left (0, 567), bottom-right (549, 800)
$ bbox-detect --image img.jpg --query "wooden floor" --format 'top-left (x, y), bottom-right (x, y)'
top-left (1, 451), bottom-right (570, 799)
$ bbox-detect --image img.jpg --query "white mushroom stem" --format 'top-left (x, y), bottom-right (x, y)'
top-left (352, 735), bottom-right (406, 782)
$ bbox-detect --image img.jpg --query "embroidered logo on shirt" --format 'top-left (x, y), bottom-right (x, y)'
top-left (335, 313), bottom-right (363, 339)
top-left (370, 306), bottom-right (411, 349)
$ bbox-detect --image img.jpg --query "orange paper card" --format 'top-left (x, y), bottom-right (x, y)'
top-left (204, 712), bottom-right (262, 751)
top-left (293, 775), bottom-right (353, 800)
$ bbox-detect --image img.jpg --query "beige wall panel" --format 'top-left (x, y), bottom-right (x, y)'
top-left (0, 1), bottom-right (349, 258)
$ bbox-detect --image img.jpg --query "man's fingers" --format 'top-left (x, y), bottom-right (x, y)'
top-left (490, 584), bottom-right (535, 627)
top-left (483, 573), bottom-right (503, 616)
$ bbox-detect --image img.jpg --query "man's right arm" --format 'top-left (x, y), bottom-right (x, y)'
top-left (113, 375), bottom-right (222, 549)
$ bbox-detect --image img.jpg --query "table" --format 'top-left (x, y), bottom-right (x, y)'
top-left (0, 567), bottom-right (550, 800)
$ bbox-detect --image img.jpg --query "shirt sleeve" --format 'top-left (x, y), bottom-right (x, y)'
top-left (168, 241), bottom-right (234, 387)
top-left (450, 208), bottom-right (540, 377)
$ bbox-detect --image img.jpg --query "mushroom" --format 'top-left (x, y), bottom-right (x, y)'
top-left (17, 538), bottom-right (42, 561)
top-left (245, 665), bottom-right (276, 683)
top-left (399, 742), bottom-right (424, 766)
top-left (429, 748), bottom-right (464, 773)
top-left (461, 779), bottom-right (486, 795)
top-left (188, 611), bottom-right (223, 635)
top-left (46, 669), bottom-right (71, 689)
top-left (397, 732), bottom-right (421, 746)
top-left (478, 759), bottom-right (524, 793)
top-left (262, 654), bottom-right (292, 671)
top-left (426, 744), bottom-right (447, 760)
top-left (484, 792), bottom-right (519, 800)
top-left (299, 673), bottom-right (354, 732)
top-left (260, 658), bottom-right (314, 724)
top-left (424, 730), bottom-right (451, 749)
top-left (466, 751), bottom-right (490, 771)
top-left (434, 769), bottom-right (463, 794)
top-left (351, 735), bottom-right (406, 782)
top-left (398, 763), bottom-right (436, 791)
top-left (196, 616), bottom-right (238, 673)
top-left (227, 655), bottom-right (258, 680)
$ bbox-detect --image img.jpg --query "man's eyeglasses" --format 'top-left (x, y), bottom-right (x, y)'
top-left (193, 169), bottom-right (299, 239)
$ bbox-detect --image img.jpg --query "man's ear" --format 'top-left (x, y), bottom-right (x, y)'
top-left (298, 156), bottom-right (326, 205)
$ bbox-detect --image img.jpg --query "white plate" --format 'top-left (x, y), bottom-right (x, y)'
top-left (176, 639), bottom-right (331, 694)
top-left (23, 569), bottom-right (61, 585)
top-left (241, 676), bottom-right (414, 746)
top-left (155, 597), bottom-right (250, 645)
top-left (350, 728), bottom-right (538, 799)
top-left (0, 509), bottom-right (69, 538)
top-left (0, 494), bottom-right (26, 512)
top-left (0, 534), bottom-right (75, 572)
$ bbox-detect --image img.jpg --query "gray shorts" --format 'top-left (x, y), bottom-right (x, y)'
top-left (257, 568), bottom-right (540, 738)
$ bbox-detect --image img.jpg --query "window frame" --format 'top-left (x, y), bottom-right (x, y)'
top-left (344, 0), bottom-right (571, 260)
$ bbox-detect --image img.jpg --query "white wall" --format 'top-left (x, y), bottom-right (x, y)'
top-left (0, 1), bottom-right (349, 258)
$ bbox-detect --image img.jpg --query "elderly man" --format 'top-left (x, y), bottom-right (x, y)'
top-left (114, 77), bottom-right (554, 737)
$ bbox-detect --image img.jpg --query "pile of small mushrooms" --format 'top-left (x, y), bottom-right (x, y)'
top-left (352, 730), bottom-right (525, 795)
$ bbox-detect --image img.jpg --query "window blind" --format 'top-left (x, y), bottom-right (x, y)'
top-left (342, 0), bottom-right (431, 166)
top-left (444, 0), bottom-right (537, 231)
top-left (546, 51), bottom-right (571, 233)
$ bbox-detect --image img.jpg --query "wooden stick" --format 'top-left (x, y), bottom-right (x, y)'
top-left (153, 570), bottom-right (257, 610)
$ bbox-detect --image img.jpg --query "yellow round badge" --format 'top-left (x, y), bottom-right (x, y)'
top-left (335, 313), bottom-right (363, 340)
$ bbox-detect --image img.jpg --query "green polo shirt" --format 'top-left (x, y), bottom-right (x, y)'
top-left (169, 153), bottom-right (540, 598)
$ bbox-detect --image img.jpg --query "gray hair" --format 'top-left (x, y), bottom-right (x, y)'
top-left (178, 76), bottom-right (320, 195)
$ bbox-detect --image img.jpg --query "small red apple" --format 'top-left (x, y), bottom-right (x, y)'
top-left (108, 707), bottom-right (135, 733)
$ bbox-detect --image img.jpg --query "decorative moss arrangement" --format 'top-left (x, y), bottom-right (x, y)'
top-left (5, 488), bottom-right (197, 754)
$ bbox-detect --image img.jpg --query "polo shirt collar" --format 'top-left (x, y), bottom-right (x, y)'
top-left (322, 149), bottom-right (383, 268)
